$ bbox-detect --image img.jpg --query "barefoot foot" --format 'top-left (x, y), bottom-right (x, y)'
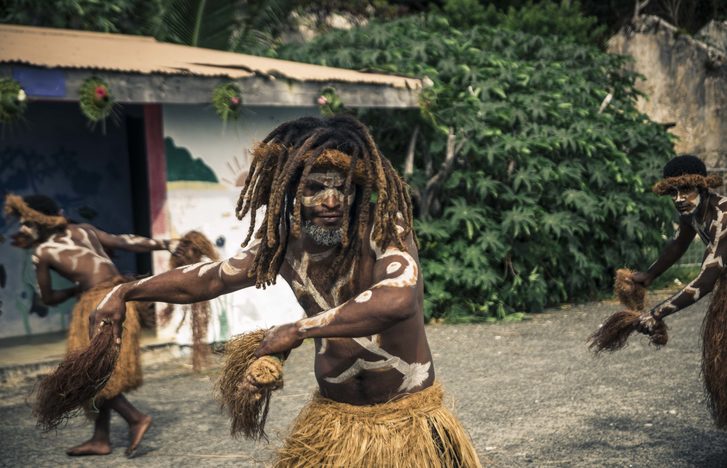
top-left (66, 439), bottom-right (112, 456)
top-left (125, 414), bottom-right (152, 458)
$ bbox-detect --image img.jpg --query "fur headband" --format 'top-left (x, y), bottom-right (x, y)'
top-left (3, 194), bottom-right (67, 229)
top-left (652, 174), bottom-right (722, 195)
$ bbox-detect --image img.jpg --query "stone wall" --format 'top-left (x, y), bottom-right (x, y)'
top-left (608, 16), bottom-right (727, 167)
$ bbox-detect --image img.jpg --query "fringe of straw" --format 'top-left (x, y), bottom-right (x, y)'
top-left (274, 382), bottom-right (482, 468)
top-left (216, 330), bottom-right (284, 440)
top-left (702, 271), bottom-right (727, 428)
top-left (191, 301), bottom-right (211, 372)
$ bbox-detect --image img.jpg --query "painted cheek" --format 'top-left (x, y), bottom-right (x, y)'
top-left (20, 225), bottom-right (39, 240)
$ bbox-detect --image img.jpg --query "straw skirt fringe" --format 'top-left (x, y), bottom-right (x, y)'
top-left (702, 271), bottom-right (727, 428)
top-left (67, 278), bottom-right (142, 400)
top-left (274, 382), bottom-right (482, 468)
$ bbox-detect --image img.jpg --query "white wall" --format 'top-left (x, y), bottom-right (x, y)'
top-left (160, 105), bottom-right (318, 342)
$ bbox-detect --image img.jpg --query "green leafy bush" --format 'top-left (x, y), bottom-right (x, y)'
top-left (277, 4), bottom-right (675, 321)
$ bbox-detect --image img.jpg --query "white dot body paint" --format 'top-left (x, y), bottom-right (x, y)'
top-left (386, 261), bottom-right (402, 275)
top-left (354, 290), bottom-right (372, 303)
top-left (375, 248), bottom-right (418, 288)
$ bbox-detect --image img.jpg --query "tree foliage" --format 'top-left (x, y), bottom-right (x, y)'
top-left (277, 2), bottom-right (676, 321)
top-left (0, 0), bottom-right (165, 36)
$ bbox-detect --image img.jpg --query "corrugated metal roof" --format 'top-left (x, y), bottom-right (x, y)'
top-left (0, 24), bottom-right (420, 89)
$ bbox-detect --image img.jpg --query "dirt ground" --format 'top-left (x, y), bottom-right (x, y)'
top-left (2, 295), bottom-right (727, 467)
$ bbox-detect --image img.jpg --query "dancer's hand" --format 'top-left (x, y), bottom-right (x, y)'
top-left (163, 238), bottom-right (180, 254)
top-left (254, 324), bottom-right (303, 357)
top-left (89, 287), bottom-right (128, 345)
top-left (630, 271), bottom-right (653, 288)
top-left (636, 311), bottom-right (658, 335)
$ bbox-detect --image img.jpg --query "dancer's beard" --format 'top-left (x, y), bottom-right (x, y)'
top-left (302, 221), bottom-right (343, 247)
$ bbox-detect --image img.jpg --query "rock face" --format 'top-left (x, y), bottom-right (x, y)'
top-left (698, 20), bottom-right (727, 52)
top-left (608, 16), bottom-right (727, 168)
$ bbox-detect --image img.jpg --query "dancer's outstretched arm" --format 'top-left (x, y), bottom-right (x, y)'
top-left (651, 217), bottom-right (727, 320)
top-left (632, 221), bottom-right (696, 287)
top-left (82, 224), bottom-right (172, 253)
top-left (91, 242), bottom-right (260, 341)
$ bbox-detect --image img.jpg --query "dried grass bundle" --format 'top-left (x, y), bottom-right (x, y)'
top-left (588, 268), bottom-right (667, 353)
top-left (588, 309), bottom-right (668, 353)
top-left (33, 323), bottom-right (119, 431)
top-left (216, 330), bottom-right (284, 440)
top-left (614, 268), bottom-right (646, 311)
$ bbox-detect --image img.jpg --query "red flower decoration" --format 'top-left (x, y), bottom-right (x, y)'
top-left (95, 86), bottom-right (108, 99)
top-left (230, 96), bottom-right (241, 105)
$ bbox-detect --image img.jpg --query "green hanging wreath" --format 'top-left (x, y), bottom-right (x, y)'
top-left (212, 83), bottom-right (243, 122)
top-left (79, 77), bottom-right (115, 123)
top-left (0, 78), bottom-right (27, 124)
top-left (316, 86), bottom-right (343, 116)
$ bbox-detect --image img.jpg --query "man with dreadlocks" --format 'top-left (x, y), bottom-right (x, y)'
top-left (3, 193), bottom-right (172, 457)
top-left (91, 114), bottom-right (481, 466)
top-left (625, 154), bottom-right (727, 428)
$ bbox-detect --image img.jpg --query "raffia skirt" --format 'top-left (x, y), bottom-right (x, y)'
top-left (67, 277), bottom-right (142, 400)
top-left (702, 270), bottom-right (727, 428)
top-left (274, 382), bottom-right (483, 467)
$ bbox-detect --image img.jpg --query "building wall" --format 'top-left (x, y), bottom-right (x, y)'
top-left (159, 104), bottom-right (314, 343)
top-left (0, 102), bottom-right (137, 339)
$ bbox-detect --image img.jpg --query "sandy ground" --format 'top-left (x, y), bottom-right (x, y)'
top-left (2, 295), bottom-right (727, 467)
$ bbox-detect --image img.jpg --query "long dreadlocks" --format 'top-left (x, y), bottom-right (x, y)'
top-left (235, 114), bottom-right (414, 288)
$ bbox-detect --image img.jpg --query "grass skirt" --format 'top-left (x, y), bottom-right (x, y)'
top-left (702, 270), bottom-right (727, 428)
top-left (274, 382), bottom-right (482, 467)
top-left (67, 278), bottom-right (142, 400)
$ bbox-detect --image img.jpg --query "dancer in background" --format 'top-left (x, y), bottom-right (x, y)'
top-left (4, 193), bottom-right (171, 457)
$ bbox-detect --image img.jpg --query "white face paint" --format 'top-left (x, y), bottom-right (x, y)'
top-left (19, 221), bottom-right (40, 241)
top-left (300, 171), bottom-right (354, 208)
top-left (671, 186), bottom-right (701, 215)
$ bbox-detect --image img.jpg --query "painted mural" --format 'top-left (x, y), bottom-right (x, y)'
top-left (160, 104), bottom-right (319, 344)
top-left (0, 102), bottom-right (137, 339)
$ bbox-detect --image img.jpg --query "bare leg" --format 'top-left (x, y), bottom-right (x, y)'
top-left (66, 402), bottom-right (113, 456)
top-left (107, 394), bottom-right (152, 458)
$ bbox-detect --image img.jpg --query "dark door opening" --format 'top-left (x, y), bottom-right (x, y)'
top-left (126, 109), bottom-right (153, 276)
